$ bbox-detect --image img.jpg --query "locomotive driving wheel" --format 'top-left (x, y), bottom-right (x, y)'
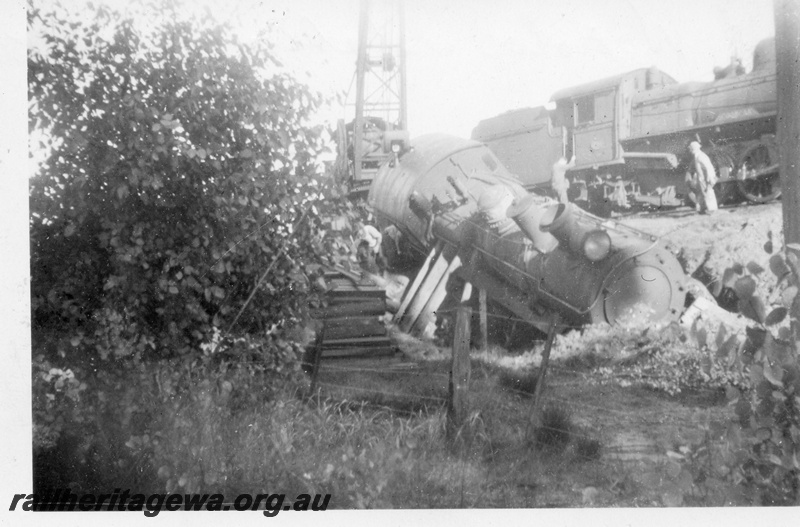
top-left (735, 140), bottom-right (781, 203)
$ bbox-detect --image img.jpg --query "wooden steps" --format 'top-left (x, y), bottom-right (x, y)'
top-left (307, 268), bottom-right (397, 363)
top-left (316, 346), bottom-right (397, 359)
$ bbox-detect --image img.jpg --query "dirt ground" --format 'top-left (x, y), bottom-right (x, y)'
top-left (315, 346), bottom-right (734, 507)
top-left (617, 201), bottom-right (784, 283)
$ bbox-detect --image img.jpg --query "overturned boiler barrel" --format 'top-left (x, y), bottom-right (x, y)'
top-left (368, 134), bottom-right (687, 330)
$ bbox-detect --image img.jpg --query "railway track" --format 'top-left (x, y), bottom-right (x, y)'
top-left (594, 195), bottom-right (780, 221)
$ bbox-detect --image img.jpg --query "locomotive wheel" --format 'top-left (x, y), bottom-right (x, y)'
top-left (708, 149), bottom-right (744, 205)
top-left (713, 181), bottom-right (744, 206)
top-left (735, 142), bottom-right (781, 203)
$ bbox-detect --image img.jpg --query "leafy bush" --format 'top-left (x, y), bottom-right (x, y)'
top-left (670, 239), bottom-right (800, 505)
top-left (27, 0), bottom-right (354, 490)
top-left (28, 0), bottom-right (336, 363)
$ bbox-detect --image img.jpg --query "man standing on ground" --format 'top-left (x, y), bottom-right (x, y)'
top-left (686, 141), bottom-right (718, 214)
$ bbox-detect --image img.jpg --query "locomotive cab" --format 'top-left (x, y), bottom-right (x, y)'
top-left (550, 68), bottom-right (678, 173)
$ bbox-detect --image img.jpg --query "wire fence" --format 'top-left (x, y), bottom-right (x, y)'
top-left (315, 380), bottom-right (448, 404)
top-left (431, 306), bottom-right (594, 331)
top-left (319, 363), bottom-right (450, 379)
top-left (306, 328), bottom-right (720, 471)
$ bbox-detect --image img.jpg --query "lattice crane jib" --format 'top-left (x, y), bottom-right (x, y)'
top-left (345, 0), bottom-right (409, 193)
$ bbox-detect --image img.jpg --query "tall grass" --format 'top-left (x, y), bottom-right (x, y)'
top-left (36, 353), bottom-right (506, 508)
top-left (36, 325), bottom-right (625, 508)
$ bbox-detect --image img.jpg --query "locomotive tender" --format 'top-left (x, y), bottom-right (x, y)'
top-left (472, 38), bottom-right (778, 212)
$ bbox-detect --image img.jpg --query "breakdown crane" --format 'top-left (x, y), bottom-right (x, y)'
top-left (335, 0), bottom-right (409, 195)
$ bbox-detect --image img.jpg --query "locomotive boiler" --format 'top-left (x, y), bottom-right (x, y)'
top-left (472, 37), bottom-right (778, 213)
top-left (368, 134), bottom-right (688, 335)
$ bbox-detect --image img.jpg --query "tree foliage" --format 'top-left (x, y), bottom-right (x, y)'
top-left (28, 0), bottom-right (335, 361)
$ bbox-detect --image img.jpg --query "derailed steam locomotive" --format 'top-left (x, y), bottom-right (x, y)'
top-left (472, 37), bottom-right (778, 213)
top-left (368, 134), bottom-right (688, 332)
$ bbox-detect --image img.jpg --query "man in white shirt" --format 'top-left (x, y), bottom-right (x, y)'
top-left (355, 223), bottom-right (384, 274)
top-left (551, 154), bottom-right (576, 203)
top-left (359, 224), bottom-right (382, 254)
top-left (686, 141), bottom-right (718, 214)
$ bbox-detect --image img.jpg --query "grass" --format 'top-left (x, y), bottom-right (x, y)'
top-left (496, 367), bottom-right (538, 396)
top-left (573, 436), bottom-right (603, 461)
top-left (534, 405), bottom-right (573, 451)
top-left (305, 342), bottom-right (621, 507)
top-left (34, 317), bottom-right (738, 508)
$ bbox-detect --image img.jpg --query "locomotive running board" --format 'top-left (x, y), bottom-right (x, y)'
top-left (622, 151), bottom-right (679, 169)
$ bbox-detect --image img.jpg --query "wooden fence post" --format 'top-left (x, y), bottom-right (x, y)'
top-left (774, 0), bottom-right (800, 249)
top-left (478, 287), bottom-right (488, 351)
top-left (447, 282), bottom-right (473, 443)
top-left (526, 313), bottom-right (560, 441)
top-left (309, 324), bottom-right (326, 395)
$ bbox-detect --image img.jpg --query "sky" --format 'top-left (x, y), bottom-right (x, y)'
top-left (24, 0), bottom-right (777, 139)
top-left (222, 0), bottom-right (777, 138)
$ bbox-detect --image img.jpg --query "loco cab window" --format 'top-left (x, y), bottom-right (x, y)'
top-left (575, 95), bottom-right (595, 124)
top-left (575, 91), bottom-right (616, 125)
